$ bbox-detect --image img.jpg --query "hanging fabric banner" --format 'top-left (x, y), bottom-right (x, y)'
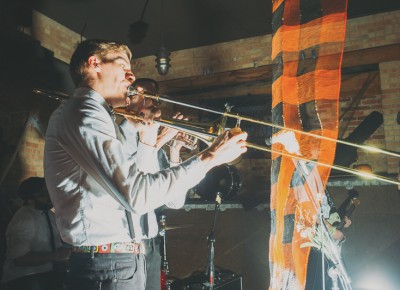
top-left (269, 0), bottom-right (348, 289)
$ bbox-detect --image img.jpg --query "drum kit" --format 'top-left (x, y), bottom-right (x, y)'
top-left (159, 163), bottom-right (242, 290)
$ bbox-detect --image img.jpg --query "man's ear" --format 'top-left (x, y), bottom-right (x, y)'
top-left (88, 56), bottom-right (101, 72)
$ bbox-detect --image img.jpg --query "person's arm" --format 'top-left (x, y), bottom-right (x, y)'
top-left (58, 97), bottom-right (246, 215)
top-left (123, 116), bottom-right (186, 210)
top-left (129, 111), bottom-right (194, 154)
top-left (159, 143), bottom-right (187, 209)
top-left (169, 140), bottom-right (183, 164)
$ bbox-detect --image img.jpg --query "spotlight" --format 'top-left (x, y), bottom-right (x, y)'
top-left (155, 46), bottom-right (171, 75)
top-left (354, 269), bottom-right (397, 290)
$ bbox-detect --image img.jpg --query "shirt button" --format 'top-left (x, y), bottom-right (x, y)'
top-left (113, 278), bottom-right (117, 283)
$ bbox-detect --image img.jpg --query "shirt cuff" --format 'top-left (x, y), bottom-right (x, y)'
top-left (169, 159), bottom-right (182, 167)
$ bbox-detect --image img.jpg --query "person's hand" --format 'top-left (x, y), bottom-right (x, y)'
top-left (342, 216), bottom-right (352, 228)
top-left (199, 128), bottom-right (247, 169)
top-left (332, 228), bottom-right (346, 242)
top-left (155, 112), bottom-right (187, 149)
top-left (125, 94), bottom-right (161, 147)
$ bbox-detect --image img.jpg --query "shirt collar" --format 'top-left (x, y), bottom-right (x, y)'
top-left (73, 87), bottom-right (114, 118)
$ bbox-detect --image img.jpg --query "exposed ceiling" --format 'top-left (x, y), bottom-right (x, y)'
top-left (34, 0), bottom-right (400, 59)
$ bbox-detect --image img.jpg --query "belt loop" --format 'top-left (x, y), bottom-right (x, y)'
top-left (90, 246), bottom-right (95, 258)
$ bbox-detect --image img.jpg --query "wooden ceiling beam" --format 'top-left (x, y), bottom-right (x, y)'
top-left (165, 70), bottom-right (380, 104)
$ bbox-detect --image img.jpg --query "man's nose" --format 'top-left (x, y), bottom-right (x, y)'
top-left (126, 71), bottom-right (135, 83)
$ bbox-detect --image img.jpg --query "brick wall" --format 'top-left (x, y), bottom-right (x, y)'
top-left (133, 35), bottom-right (272, 81)
top-left (30, 10), bottom-right (83, 64)
top-left (345, 11), bottom-right (400, 52)
top-left (19, 124), bottom-right (45, 179)
top-left (3, 122), bottom-right (45, 192)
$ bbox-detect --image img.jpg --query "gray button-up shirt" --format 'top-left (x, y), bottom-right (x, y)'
top-left (2, 206), bottom-right (62, 283)
top-left (44, 87), bottom-right (206, 246)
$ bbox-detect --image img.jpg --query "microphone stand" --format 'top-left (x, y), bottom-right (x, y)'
top-left (205, 192), bottom-right (222, 290)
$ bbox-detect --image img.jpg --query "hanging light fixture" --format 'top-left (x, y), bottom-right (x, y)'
top-left (155, 0), bottom-right (171, 75)
top-left (155, 46), bottom-right (170, 75)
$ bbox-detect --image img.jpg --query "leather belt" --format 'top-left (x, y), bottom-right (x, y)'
top-left (71, 242), bottom-right (145, 254)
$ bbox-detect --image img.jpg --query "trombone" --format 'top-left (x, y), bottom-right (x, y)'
top-left (121, 88), bottom-right (400, 186)
top-left (33, 87), bottom-right (400, 186)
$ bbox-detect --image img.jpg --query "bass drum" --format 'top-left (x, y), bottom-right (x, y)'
top-left (195, 164), bottom-right (241, 202)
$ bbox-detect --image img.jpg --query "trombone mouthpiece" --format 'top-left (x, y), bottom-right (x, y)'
top-left (126, 86), bottom-right (161, 105)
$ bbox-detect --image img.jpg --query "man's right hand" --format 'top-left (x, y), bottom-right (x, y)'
top-left (198, 129), bottom-right (247, 170)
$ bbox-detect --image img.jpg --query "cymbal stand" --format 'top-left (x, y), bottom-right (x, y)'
top-left (205, 192), bottom-right (222, 290)
top-left (159, 215), bottom-right (170, 290)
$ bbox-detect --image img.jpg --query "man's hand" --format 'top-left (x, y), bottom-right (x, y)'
top-left (342, 216), bottom-right (352, 228)
top-left (125, 94), bottom-right (161, 147)
top-left (155, 112), bottom-right (187, 149)
top-left (331, 228), bottom-right (345, 242)
top-left (198, 129), bottom-right (248, 170)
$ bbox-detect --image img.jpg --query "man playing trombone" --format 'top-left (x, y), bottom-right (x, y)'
top-left (44, 39), bottom-right (247, 290)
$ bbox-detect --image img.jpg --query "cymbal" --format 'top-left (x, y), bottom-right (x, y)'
top-left (159, 224), bottom-right (193, 231)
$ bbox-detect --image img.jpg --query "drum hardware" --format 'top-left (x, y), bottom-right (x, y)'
top-left (170, 192), bottom-right (242, 290)
top-left (159, 215), bottom-right (189, 290)
top-left (195, 164), bottom-right (241, 202)
top-left (159, 224), bottom-right (194, 231)
top-left (205, 192), bottom-right (222, 289)
top-left (174, 164), bottom-right (240, 289)
top-left (159, 215), bottom-right (171, 290)
top-left (171, 271), bottom-right (242, 290)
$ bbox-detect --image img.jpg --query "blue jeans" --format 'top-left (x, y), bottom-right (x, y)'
top-left (67, 252), bottom-right (146, 290)
top-left (143, 238), bottom-right (162, 290)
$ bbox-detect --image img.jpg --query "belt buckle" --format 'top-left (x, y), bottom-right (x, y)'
top-left (110, 242), bottom-right (127, 253)
top-left (109, 242), bottom-right (143, 254)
